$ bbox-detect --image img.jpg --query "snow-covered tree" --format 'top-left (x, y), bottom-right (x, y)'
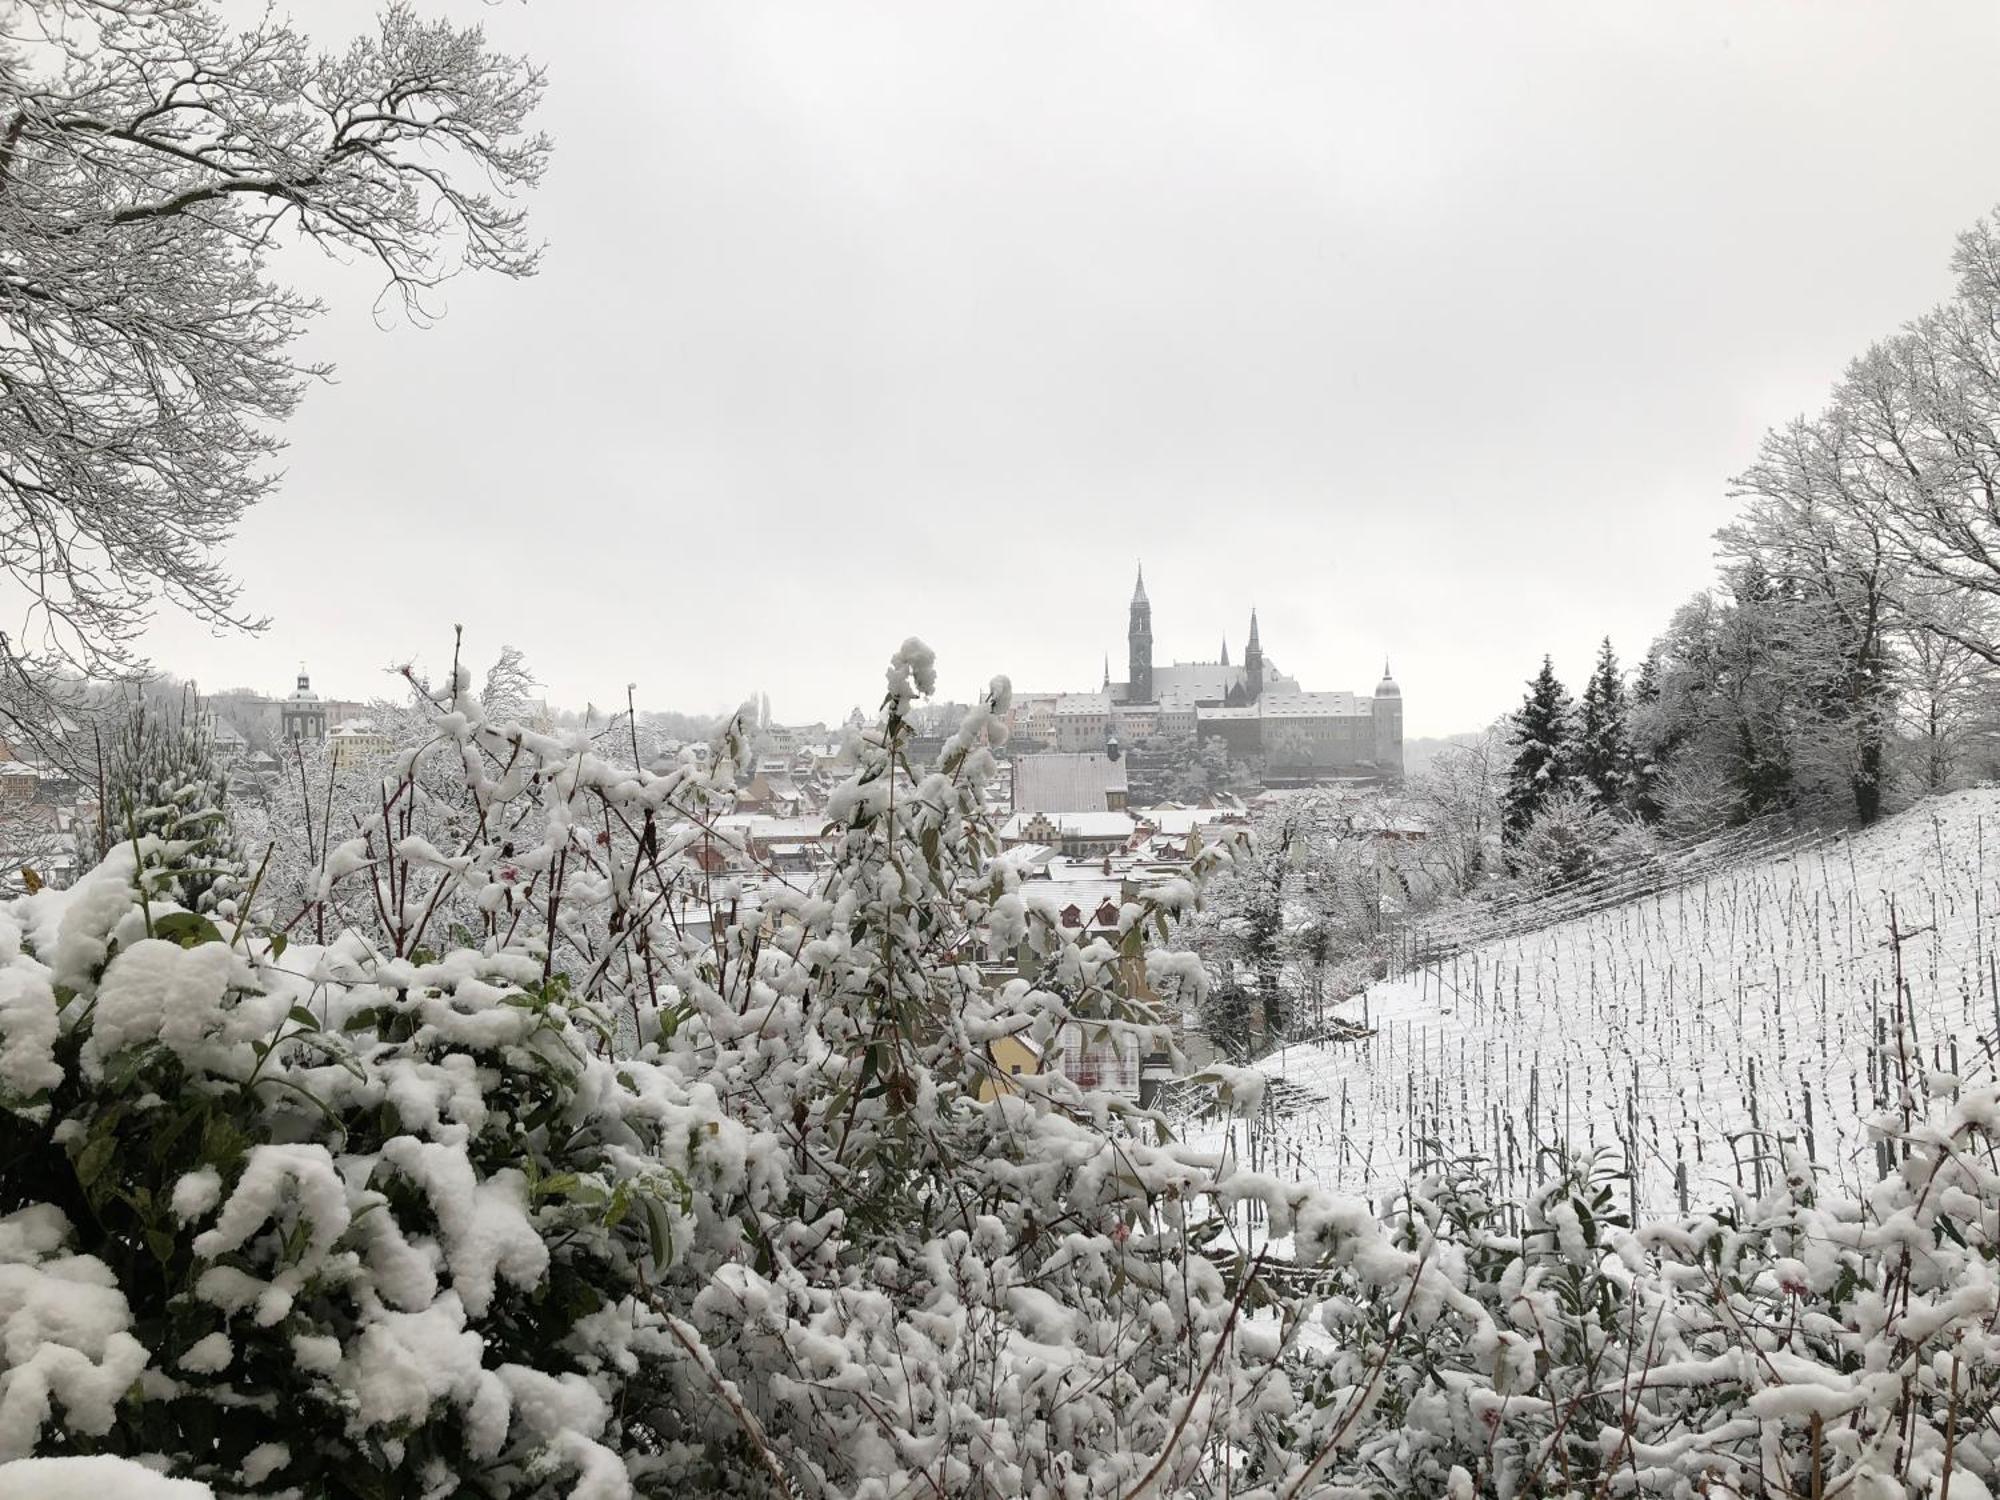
top-left (1723, 409), bottom-right (1901, 824)
top-left (0, 642), bottom-right (1390, 1496)
top-left (1573, 637), bottom-right (1631, 813)
top-left (1895, 582), bottom-right (2000, 792)
top-left (1513, 786), bottom-right (1633, 890)
top-left (1630, 566), bottom-right (1865, 833)
top-left (1827, 214), bottom-right (2000, 668)
top-left (82, 694), bottom-right (246, 916)
top-left (1627, 645), bottom-right (1667, 823)
top-left (1176, 790), bottom-right (1438, 1049)
top-left (1406, 728), bottom-right (1502, 897)
top-left (1501, 656), bottom-right (1574, 844)
top-left (0, 2), bottom-right (546, 685)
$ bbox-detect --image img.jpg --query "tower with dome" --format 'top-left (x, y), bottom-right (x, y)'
top-left (280, 666), bottom-right (328, 744)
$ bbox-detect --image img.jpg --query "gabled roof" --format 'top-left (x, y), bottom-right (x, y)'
top-left (1011, 752), bottom-right (1128, 814)
top-left (999, 810), bottom-right (1137, 841)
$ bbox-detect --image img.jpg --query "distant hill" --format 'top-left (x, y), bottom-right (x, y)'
top-left (1399, 730), bottom-right (1491, 776)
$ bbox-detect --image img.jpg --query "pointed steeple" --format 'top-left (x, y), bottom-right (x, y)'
top-left (1221, 636), bottom-right (1230, 667)
top-left (1126, 564), bottom-right (1154, 703)
top-left (1247, 608), bottom-right (1261, 650)
top-left (1243, 609), bottom-right (1264, 704)
top-left (1102, 654), bottom-right (1110, 689)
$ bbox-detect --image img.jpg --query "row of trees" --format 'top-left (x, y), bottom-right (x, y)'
top-left (1501, 643), bottom-right (1635, 835)
top-left (1506, 566), bottom-right (1996, 857)
top-left (1564, 217), bottom-right (2000, 840)
top-left (1489, 211), bottom-right (2000, 852)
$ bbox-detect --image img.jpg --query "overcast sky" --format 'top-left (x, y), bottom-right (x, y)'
top-left (141, 0), bottom-right (2000, 737)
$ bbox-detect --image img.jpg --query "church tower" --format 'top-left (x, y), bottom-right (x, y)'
top-left (1243, 609), bottom-right (1264, 704)
top-left (1127, 565), bottom-right (1153, 703)
top-left (1372, 660), bottom-right (1404, 776)
top-left (281, 664), bottom-right (327, 744)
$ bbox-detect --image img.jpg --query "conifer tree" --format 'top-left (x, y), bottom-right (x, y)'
top-left (1628, 644), bottom-right (1668, 824)
top-left (1575, 637), bottom-right (1631, 812)
top-left (85, 695), bottom-right (248, 916)
top-left (1503, 656), bottom-right (1574, 843)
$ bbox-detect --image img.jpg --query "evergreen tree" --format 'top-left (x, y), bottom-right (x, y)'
top-left (1627, 644), bottom-right (1668, 824)
top-left (1503, 656), bottom-right (1574, 844)
top-left (85, 695), bottom-right (248, 916)
top-left (1575, 637), bottom-right (1631, 812)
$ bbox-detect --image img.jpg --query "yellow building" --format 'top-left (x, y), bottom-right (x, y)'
top-left (329, 718), bottom-right (392, 771)
top-left (976, 1034), bottom-right (1043, 1101)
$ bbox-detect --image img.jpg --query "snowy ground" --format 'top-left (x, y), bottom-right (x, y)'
top-left (1207, 788), bottom-right (2000, 1218)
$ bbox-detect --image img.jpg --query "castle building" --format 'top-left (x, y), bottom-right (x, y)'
top-left (1096, 567), bottom-right (1403, 784)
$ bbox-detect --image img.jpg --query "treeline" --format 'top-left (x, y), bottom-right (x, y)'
top-left (1506, 210), bottom-right (2000, 852)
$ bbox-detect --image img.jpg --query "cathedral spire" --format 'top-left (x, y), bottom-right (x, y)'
top-left (1244, 609), bottom-right (1264, 704)
top-left (1221, 635), bottom-right (1229, 667)
top-left (1103, 654), bottom-right (1110, 689)
top-left (1126, 564), bottom-right (1153, 703)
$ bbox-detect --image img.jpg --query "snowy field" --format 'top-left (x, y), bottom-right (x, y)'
top-left (1212, 788), bottom-right (2000, 1218)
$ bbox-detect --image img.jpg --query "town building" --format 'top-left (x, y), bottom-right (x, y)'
top-left (210, 670), bottom-right (370, 755)
top-left (329, 718), bottom-right (393, 770)
top-left (997, 809), bottom-right (1138, 859)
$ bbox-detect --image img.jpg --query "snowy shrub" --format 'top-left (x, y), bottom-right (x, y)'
top-left (1270, 1002), bottom-right (2000, 1498)
top-left (9, 641), bottom-right (1999, 1497)
top-left (1515, 788), bottom-right (1630, 890)
top-left (0, 644), bottom-right (1405, 1496)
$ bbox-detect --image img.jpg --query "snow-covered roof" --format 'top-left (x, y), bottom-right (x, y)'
top-left (1011, 752), bottom-right (1128, 814)
top-left (997, 842), bottom-right (1057, 872)
top-left (1152, 663), bottom-right (1241, 703)
top-left (1262, 691), bottom-right (1369, 717)
top-left (1054, 693), bottom-right (1111, 716)
top-left (1199, 692), bottom-right (1373, 721)
top-left (679, 815), bottom-right (835, 857)
top-left (1130, 806), bottom-right (1240, 836)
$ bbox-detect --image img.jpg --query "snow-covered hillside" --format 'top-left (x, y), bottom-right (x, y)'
top-left (1217, 788), bottom-right (2000, 1216)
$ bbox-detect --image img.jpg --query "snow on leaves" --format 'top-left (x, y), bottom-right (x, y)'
top-left (0, 643), bottom-right (1997, 1495)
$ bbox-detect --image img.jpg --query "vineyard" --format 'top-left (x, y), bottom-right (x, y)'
top-left (1218, 787), bottom-right (2000, 1220)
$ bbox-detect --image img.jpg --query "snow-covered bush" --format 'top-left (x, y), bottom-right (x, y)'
top-left (0, 643), bottom-right (1392, 1496)
top-left (231, 643), bottom-right (566, 955)
top-left (10, 640), bottom-right (2000, 1497)
top-left (1287, 1049), bottom-right (2000, 1497)
top-left (1514, 788), bottom-right (1647, 891)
